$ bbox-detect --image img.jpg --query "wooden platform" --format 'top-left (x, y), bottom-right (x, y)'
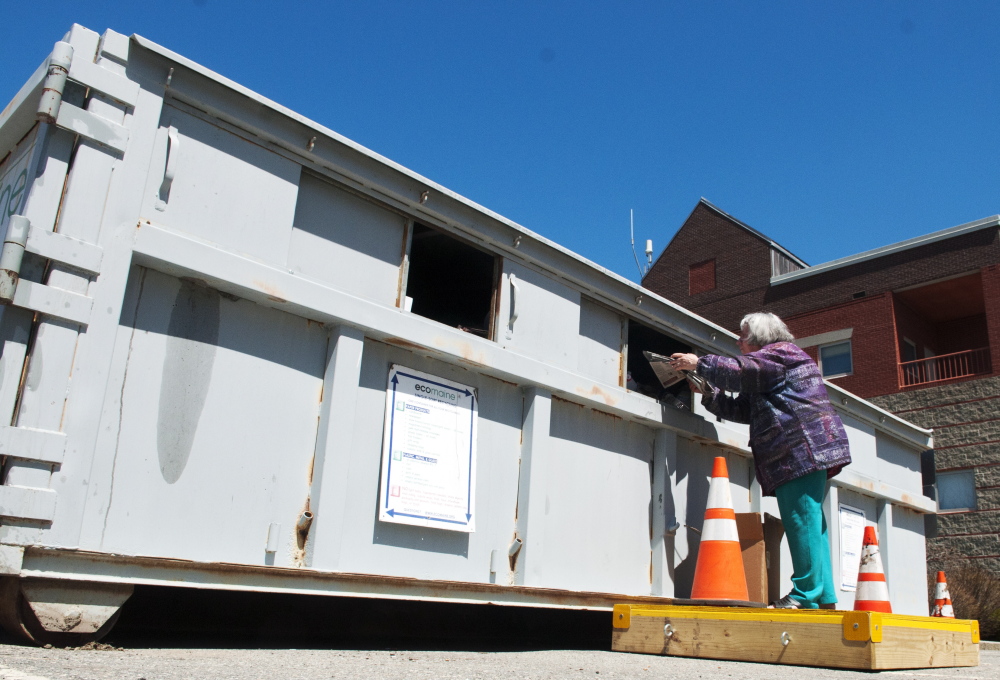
top-left (611, 604), bottom-right (980, 670)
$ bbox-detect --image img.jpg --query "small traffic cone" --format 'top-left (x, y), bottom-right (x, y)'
top-left (690, 457), bottom-right (749, 601)
top-left (931, 571), bottom-right (955, 618)
top-left (854, 526), bottom-right (892, 613)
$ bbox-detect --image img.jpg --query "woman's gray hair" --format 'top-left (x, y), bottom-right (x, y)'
top-left (740, 312), bottom-right (795, 346)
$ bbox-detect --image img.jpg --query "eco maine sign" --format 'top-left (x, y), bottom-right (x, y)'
top-left (378, 365), bottom-right (478, 532)
top-left (0, 131), bottom-right (35, 234)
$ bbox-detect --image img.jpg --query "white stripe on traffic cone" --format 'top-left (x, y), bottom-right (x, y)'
top-left (690, 457), bottom-right (748, 601)
top-left (931, 571), bottom-right (955, 618)
top-left (854, 526), bottom-right (891, 613)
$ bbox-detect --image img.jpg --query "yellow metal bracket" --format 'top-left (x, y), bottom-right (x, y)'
top-left (843, 611), bottom-right (883, 642)
top-left (613, 604), bottom-right (631, 629)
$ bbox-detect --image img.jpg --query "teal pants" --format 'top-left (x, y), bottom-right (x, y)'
top-left (774, 470), bottom-right (837, 608)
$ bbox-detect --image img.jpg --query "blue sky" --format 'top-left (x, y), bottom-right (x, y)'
top-left (3, 2), bottom-right (998, 282)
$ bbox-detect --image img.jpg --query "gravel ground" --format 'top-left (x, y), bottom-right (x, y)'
top-left (0, 645), bottom-right (996, 680)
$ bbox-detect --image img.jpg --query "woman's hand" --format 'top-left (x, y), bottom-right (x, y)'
top-left (669, 353), bottom-right (699, 372)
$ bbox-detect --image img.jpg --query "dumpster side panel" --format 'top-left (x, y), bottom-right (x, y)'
top-left (725, 451), bottom-right (754, 512)
top-left (670, 442), bottom-right (754, 597)
top-left (318, 338), bottom-right (523, 583)
top-left (842, 413), bottom-right (878, 479)
top-left (99, 268), bottom-right (327, 565)
top-left (499, 260), bottom-right (580, 371)
top-left (875, 432), bottom-right (922, 494)
top-left (578, 297), bottom-right (624, 386)
top-left (139, 106), bottom-right (299, 266)
top-left (538, 400), bottom-right (654, 595)
top-left (885, 505), bottom-right (928, 615)
top-left (665, 435), bottom-right (702, 598)
top-left (288, 171), bottom-right (407, 306)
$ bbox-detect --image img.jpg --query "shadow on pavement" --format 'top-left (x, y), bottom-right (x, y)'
top-left (94, 585), bottom-right (611, 651)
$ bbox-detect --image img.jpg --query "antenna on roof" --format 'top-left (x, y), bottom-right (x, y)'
top-left (630, 209), bottom-right (652, 278)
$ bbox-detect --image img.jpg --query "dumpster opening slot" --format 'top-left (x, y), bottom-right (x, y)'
top-left (625, 320), bottom-right (694, 407)
top-left (404, 223), bottom-right (498, 339)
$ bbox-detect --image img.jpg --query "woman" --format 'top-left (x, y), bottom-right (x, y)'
top-left (670, 312), bottom-right (851, 609)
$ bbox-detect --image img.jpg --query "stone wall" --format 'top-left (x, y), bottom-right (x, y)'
top-left (871, 375), bottom-right (1000, 576)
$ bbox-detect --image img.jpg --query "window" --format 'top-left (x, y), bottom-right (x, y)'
top-left (688, 259), bottom-right (716, 295)
top-left (819, 340), bottom-right (852, 377)
top-left (625, 320), bottom-right (694, 408)
top-left (901, 338), bottom-right (917, 363)
top-left (402, 223), bottom-right (499, 338)
top-left (937, 470), bottom-right (977, 511)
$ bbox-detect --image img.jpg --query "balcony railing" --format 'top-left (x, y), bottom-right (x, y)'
top-left (898, 347), bottom-right (992, 388)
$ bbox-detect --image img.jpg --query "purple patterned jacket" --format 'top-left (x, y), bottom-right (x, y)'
top-left (697, 342), bottom-right (851, 496)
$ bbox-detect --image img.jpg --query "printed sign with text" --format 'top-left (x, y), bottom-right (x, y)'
top-left (378, 365), bottom-right (477, 532)
top-left (839, 504), bottom-right (866, 591)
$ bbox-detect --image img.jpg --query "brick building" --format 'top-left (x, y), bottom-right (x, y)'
top-left (643, 198), bottom-right (1000, 575)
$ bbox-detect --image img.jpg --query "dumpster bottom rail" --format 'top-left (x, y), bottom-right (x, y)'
top-left (14, 546), bottom-right (680, 612)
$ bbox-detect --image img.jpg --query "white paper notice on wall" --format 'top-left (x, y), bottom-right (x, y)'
top-left (839, 504), bottom-right (866, 591)
top-left (378, 365), bottom-right (477, 532)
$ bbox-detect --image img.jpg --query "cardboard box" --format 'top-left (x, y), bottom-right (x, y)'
top-left (763, 512), bottom-right (785, 603)
top-left (735, 512), bottom-right (766, 604)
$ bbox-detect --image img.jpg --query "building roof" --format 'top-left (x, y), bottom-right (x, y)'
top-left (695, 198), bottom-right (809, 268)
top-left (646, 199), bottom-right (809, 282)
top-left (770, 214), bottom-right (1000, 285)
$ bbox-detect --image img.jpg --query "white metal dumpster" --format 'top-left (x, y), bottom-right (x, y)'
top-left (0, 24), bottom-right (935, 644)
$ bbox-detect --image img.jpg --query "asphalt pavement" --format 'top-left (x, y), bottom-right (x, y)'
top-left (0, 588), bottom-right (995, 680)
top-left (0, 645), bottom-right (997, 680)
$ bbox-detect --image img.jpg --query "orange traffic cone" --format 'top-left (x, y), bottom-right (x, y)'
top-left (690, 457), bottom-right (749, 601)
top-left (853, 526), bottom-right (892, 613)
top-left (931, 571), bottom-right (955, 618)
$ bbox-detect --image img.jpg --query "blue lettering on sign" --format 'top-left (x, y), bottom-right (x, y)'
top-left (403, 452), bottom-right (437, 463)
top-left (0, 138), bottom-right (34, 234)
top-left (0, 168), bottom-right (28, 230)
top-left (414, 383), bottom-right (457, 400)
top-left (384, 369), bottom-right (475, 527)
